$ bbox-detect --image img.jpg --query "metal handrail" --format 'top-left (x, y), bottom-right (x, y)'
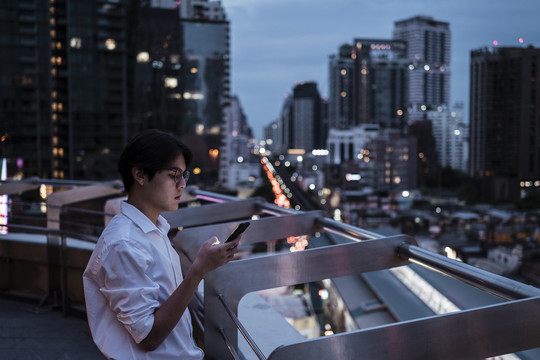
top-left (189, 188), bottom-right (540, 359)
top-left (398, 242), bottom-right (540, 300)
top-left (187, 188), bottom-right (243, 203)
top-left (4, 223), bottom-right (99, 243)
top-left (1, 223), bottom-right (98, 316)
top-left (218, 294), bottom-right (266, 360)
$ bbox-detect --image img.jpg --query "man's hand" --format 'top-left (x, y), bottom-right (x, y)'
top-left (190, 235), bottom-right (241, 280)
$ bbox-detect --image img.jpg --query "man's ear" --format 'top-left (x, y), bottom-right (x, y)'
top-left (132, 166), bottom-right (145, 186)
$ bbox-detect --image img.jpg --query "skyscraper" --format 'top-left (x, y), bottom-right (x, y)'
top-left (328, 44), bottom-right (354, 130)
top-left (179, 0), bottom-right (230, 135)
top-left (429, 103), bottom-right (468, 173)
top-left (469, 46), bottom-right (540, 201)
top-left (219, 95), bottom-right (257, 189)
top-left (1, 0), bottom-right (139, 180)
top-left (134, 5), bottom-right (184, 133)
top-left (177, 0), bottom-right (230, 186)
top-left (393, 15), bottom-right (450, 123)
top-left (327, 39), bottom-right (408, 131)
top-left (291, 82), bottom-right (323, 151)
top-left (0, 0), bottom-right (52, 178)
top-left (352, 39), bottom-right (409, 129)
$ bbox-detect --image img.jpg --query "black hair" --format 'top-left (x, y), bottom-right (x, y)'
top-left (118, 129), bottom-right (193, 192)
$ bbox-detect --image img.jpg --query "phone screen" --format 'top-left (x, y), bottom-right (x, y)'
top-left (225, 222), bottom-right (250, 243)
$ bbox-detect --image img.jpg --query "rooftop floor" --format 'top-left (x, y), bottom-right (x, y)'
top-left (0, 296), bottom-right (104, 360)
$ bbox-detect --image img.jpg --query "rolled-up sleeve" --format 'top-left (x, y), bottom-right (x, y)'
top-left (98, 241), bottom-right (160, 344)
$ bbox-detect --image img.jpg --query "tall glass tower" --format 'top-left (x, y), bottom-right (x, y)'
top-left (0, 0), bottom-right (138, 180)
top-left (393, 15), bottom-right (451, 123)
top-left (469, 46), bottom-right (540, 201)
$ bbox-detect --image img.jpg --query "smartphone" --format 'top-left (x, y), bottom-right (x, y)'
top-left (225, 222), bottom-right (250, 243)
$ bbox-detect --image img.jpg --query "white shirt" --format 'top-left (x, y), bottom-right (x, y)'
top-left (83, 201), bottom-right (204, 360)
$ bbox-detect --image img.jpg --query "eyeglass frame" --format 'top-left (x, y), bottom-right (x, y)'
top-left (164, 167), bottom-right (190, 186)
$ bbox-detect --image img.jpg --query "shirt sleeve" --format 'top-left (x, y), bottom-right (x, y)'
top-left (98, 240), bottom-right (160, 344)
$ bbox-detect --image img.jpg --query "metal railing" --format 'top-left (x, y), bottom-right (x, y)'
top-left (170, 187), bottom-right (540, 360)
top-left (3, 181), bottom-right (540, 359)
top-left (1, 223), bottom-right (98, 315)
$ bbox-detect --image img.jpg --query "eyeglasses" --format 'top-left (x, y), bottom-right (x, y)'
top-left (165, 167), bottom-right (190, 186)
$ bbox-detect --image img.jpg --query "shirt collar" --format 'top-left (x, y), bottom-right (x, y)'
top-left (121, 201), bottom-right (171, 235)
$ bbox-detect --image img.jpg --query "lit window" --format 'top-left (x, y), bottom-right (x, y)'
top-left (340, 91), bottom-right (347, 98)
top-left (195, 124), bottom-right (204, 135)
top-left (137, 51), bottom-right (149, 63)
top-left (190, 68), bottom-right (198, 74)
top-left (209, 149), bottom-right (219, 159)
top-left (340, 69), bottom-right (347, 76)
top-left (105, 38), bottom-right (116, 51)
top-left (70, 37), bottom-right (82, 49)
top-left (164, 77), bottom-right (178, 88)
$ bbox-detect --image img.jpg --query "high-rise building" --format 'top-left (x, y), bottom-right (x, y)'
top-left (0, 0), bottom-right (52, 178)
top-left (352, 39), bottom-right (409, 129)
top-left (393, 15), bottom-right (451, 123)
top-left (291, 82), bottom-right (323, 151)
top-left (134, 5), bottom-right (184, 133)
top-left (469, 46), bottom-right (540, 201)
top-left (179, 0), bottom-right (230, 135)
top-left (327, 39), bottom-right (408, 131)
top-left (276, 94), bottom-right (293, 152)
top-left (1, 0), bottom-right (139, 180)
top-left (176, 0), bottom-right (230, 186)
top-left (328, 44), bottom-right (355, 130)
top-left (219, 95), bottom-right (258, 189)
top-left (430, 103), bottom-right (468, 173)
top-left (1, 0), bottom-right (233, 184)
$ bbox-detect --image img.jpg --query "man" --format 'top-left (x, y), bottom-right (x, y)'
top-left (83, 129), bottom-right (240, 359)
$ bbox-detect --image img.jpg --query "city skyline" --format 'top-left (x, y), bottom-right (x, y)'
top-left (226, 0), bottom-right (540, 138)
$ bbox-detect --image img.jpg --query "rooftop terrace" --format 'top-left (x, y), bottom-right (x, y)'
top-left (1, 179), bottom-right (540, 359)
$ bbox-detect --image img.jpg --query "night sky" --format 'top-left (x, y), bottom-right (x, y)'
top-left (225, 0), bottom-right (540, 138)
